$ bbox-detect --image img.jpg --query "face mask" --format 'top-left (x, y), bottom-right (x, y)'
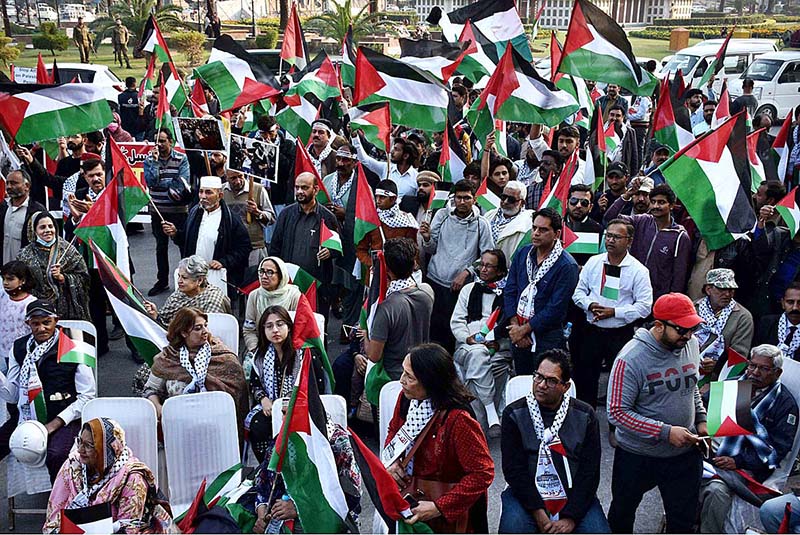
top-left (36, 236), bottom-right (56, 247)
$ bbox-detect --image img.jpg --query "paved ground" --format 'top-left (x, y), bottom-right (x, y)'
top-left (0, 226), bottom-right (666, 533)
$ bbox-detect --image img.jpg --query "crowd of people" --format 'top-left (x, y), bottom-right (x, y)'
top-left (0, 46), bottom-right (799, 534)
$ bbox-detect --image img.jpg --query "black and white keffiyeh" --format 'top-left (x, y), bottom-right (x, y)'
top-left (19, 331), bottom-right (59, 421)
top-left (778, 314), bottom-right (800, 359)
top-left (329, 173), bottom-right (354, 207)
top-left (69, 419), bottom-right (130, 509)
top-left (517, 239), bottom-right (563, 321)
top-left (179, 342), bottom-right (212, 394)
top-left (526, 390), bottom-right (571, 517)
top-left (695, 297), bottom-right (735, 359)
top-left (378, 204), bottom-right (419, 229)
top-left (308, 140), bottom-right (334, 177)
top-left (386, 277), bottom-right (417, 298)
top-left (490, 211), bottom-right (516, 243)
top-left (381, 398), bottom-right (434, 473)
top-left (262, 344), bottom-right (298, 400)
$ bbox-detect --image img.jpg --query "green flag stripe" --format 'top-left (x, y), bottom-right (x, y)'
top-left (359, 95), bottom-right (446, 133)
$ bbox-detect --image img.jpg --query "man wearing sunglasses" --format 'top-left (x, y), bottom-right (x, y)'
top-left (607, 292), bottom-right (708, 534)
top-left (485, 181), bottom-right (532, 264)
top-left (564, 184), bottom-right (602, 267)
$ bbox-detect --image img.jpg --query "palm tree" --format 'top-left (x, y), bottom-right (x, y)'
top-left (90, 0), bottom-right (188, 53)
top-left (305, 0), bottom-right (393, 43)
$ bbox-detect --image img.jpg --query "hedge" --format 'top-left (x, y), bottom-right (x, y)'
top-left (653, 14), bottom-right (766, 26)
top-left (630, 25), bottom-right (794, 40)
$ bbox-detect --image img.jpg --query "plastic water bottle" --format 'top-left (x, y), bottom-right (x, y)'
top-left (563, 322), bottom-right (573, 339)
top-left (474, 332), bottom-right (485, 343)
top-left (265, 495), bottom-right (290, 533)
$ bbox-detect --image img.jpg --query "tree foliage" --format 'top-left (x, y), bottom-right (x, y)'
top-left (0, 32), bottom-right (19, 66)
top-left (32, 22), bottom-right (69, 56)
top-left (305, 0), bottom-right (394, 43)
top-left (90, 0), bottom-right (188, 52)
top-left (173, 30), bottom-right (206, 66)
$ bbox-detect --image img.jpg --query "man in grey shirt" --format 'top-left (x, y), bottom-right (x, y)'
top-left (367, 237), bottom-right (433, 379)
top-left (1, 170), bottom-right (45, 264)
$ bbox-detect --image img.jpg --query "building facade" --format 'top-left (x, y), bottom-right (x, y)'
top-left (519, 0), bottom-right (692, 28)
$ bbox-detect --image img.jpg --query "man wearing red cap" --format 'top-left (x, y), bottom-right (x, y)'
top-left (606, 292), bottom-right (708, 533)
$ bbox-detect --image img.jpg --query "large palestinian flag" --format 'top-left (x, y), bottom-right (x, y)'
top-left (659, 112), bottom-right (756, 250)
top-left (353, 46), bottom-right (449, 132)
top-left (90, 241), bottom-right (168, 366)
top-left (0, 84), bottom-right (113, 145)
top-left (456, 20), bottom-right (499, 84)
top-left (477, 44), bottom-right (578, 127)
top-left (280, 2), bottom-right (309, 71)
top-left (776, 187), bottom-right (800, 239)
top-left (276, 93), bottom-right (318, 145)
top-left (399, 38), bottom-right (466, 83)
top-left (707, 380), bottom-right (755, 437)
top-left (558, 0), bottom-right (657, 95)
top-left (428, 0), bottom-right (532, 61)
top-left (194, 35), bottom-right (280, 112)
top-left (286, 51), bottom-right (341, 102)
top-left (268, 349), bottom-right (352, 533)
top-left (653, 77), bottom-right (693, 153)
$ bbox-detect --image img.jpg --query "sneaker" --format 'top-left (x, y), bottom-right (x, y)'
top-left (488, 424), bottom-right (502, 439)
top-left (147, 283), bottom-right (169, 297)
top-left (109, 325), bottom-right (125, 341)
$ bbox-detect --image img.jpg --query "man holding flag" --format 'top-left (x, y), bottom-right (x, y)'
top-left (0, 300), bottom-right (96, 481)
top-left (699, 344), bottom-right (798, 533)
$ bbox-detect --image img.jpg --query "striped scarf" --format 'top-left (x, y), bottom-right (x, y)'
top-left (19, 331), bottom-right (59, 422)
top-left (717, 380), bottom-right (782, 469)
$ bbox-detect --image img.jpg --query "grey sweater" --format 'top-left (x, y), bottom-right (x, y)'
top-left (607, 327), bottom-right (707, 458)
top-left (422, 207), bottom-right (494, 287)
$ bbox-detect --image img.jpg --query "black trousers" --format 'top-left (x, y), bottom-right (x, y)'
top-left (608, 447), bottom-right (702, 534)
top-left (88, 270), bottom-right (109, 353)
top-left (150, 211), bottom-right (186, 287)
top-left (426, 278), bottom-right (458, 353)
top-left (573, 322), bottom-right (634, 408)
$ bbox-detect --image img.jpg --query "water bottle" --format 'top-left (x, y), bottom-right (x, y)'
top-left (265, 495), bottom-right (290, 533)
top-left (474, 332), bottom-right (485, 343)
top-left (563, 322), bottom-right (573, 339)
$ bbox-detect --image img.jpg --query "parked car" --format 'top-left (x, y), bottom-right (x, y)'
top-left (728, 51), bottom-right (800, 122)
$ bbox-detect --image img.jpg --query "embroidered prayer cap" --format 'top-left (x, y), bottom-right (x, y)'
top-left (417, 170), bottom-right (440, 184)
top-left (705, 268), bottom-right (738, 289)
top-left (199, 175), bottom-right (223, 189)
top-left (653, 293), bottom-right (704, 329)
top-left (25, 299), bottom-right (57, 320)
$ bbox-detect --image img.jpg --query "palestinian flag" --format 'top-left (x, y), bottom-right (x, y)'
top-left (90, 241), bottom-right (168, 367)
top-left (320, 219), bottom-right (343, 254)
top-left (477, 44), bottom-right (578, 127)
top-left (139, 54), bottom-right (156, 97)
top-left (531, 0), bottom-right (547, 40)
top-left (57, 327), bottom-right (96, 367)
top-left (428, 181), bottom-right (453, 211)
top-left (74, 177), bottom-right (131, 277)
top-left (600, 263), bottom-right (621, 300)
top-left (719, 347), bottom-right (748, 381)
top-left (707, 380), bottom-right (755, 437)
top-left (772, 110), bottom-right (796, 181)
top-left (480, 308), bottom-right (501, 339)
top-left (354, 163), bottom-right (380, 245)
top-left (340, 26), bottom-right (356, 87)
top-left (653, 77), bottom-right (693, 154)
top-left (294, 141), bottom-right (331, 204)
top-left (476, 177), bottom-right (500, 212)
top-left (159, 62), bottom-right (189, 117)
top-left (292, 293), bottom-right (334, 388)
top-left (776, 187), bottom-right (800, 239)
top-left (286, 51), bottom-right (341, 102)
top-left (138, 15), bottom-right (172, 63)
top-left (712, 79), bottom-right (731, 128)
top-left (60, 503), bottom-right (113, 534)
top-left (362, 251), bottom-right (392, 405)
top-left (0, 84), bottom-right (113, 145)
top-left (26, 369), bottom-right (47, 423)
top-left (561, 225), bottom-right (578, 250)
top-left (268, 349), bottom-right (351, 533)
top-left (353, 46), bottom-right (449, 133)
top-left (465, 100), bottom-right (494, 158)
top-left (285, 262), bottom-right (321, 309)
top-left (154, 77), bottom-right (174, 139)
top-left (280, 3), bottom-right (309, 71)
top-left (173, 463), bottom-right (244, 519)
top-left (276, 93), bottom-right (317, 145)
top-left (566, 231), bottom-right (602, 255)
top-left (456, 20), bottom-right (499, 84)
top-left (602, 121), bottom-right (621, 161)
top-left (194, 35), bottom-right (280, 112)
top-left (190, 79), bottom-right (209, 117)
top-left (710, 466), bottom-right (781, 507)
top-left (539, 171), bottom-right (571, 215)
top-left (399, 38), bottom-right (466, 83)
top-left (699, 30), bottom-right (733, 87)
top-left (557, 0), bottom-right (657, 95)
top-left (659, 112), bottom-right (756, 250)
top-left (349, 102), bottom-right (391, 153)
top-left (747, 129), bottom-right (767, 194)
top-left (438, 122), bottom-right (467, 183)
top-left (428, 0), bottom-right (532, 61)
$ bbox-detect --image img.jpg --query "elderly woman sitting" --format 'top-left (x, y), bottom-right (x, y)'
top-left (144, 255), bottom-right (231, 326)
top-left (142, 307), bottom-right (248, 438)
top-left (243, 257), bottom-right (302, 352)
top-left (44, 418), bottom-right (174, 534)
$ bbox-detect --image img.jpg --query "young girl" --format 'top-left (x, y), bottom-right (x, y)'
top-left (0, 261), bottom-right (37, 373)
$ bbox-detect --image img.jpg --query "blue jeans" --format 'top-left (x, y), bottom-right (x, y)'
top-left (498, 488), bottom-right (610, 534)
top-left (761, 494), bottom-right (800, 533)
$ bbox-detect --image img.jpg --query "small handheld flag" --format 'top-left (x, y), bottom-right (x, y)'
top-left (707, 380), bottom-right (755, 437)
top-left (320, 219), bottom-right (343, 254)
top-left (56, 328), bottom-right (97, 368)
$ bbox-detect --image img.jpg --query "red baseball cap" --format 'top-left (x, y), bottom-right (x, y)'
top-left (652, 293), bottom-right (704, 329)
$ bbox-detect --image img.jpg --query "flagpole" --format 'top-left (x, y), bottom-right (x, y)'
top-left (148, 198), bottom-right (166, 223)
top-left (55, 234), bottom-right (79, 265)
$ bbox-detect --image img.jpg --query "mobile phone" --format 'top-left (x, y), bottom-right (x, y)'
top-left (403, 493), bottom-right (419, 509)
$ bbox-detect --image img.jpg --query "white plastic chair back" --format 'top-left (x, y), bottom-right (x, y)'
top-left (162, 391), bottom-right (240, 517)
top-left (505, 375), bottom-right (575, 405)
top-left (82, 397), bottom-right (159, 487)
top-left (174, 267), bottom-right (227, 295)
top-left (271, 395), bottom-right (348, 437)
top-left (726, 358), bottom-right (800, 532)
top-left (58, 320), bottom-right (98, 384)
top-left (378, 381), bottom-right (403, 452)
top-left (208, 312), bottom-right (239, 355)
top-left (6, 456), bottom-right (51, 497)
top-left (287, 310), bottom-right (326, 342)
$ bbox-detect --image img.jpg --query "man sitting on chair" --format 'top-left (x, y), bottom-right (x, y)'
top-left (0, 300), bottom-right (96, 481)
top-left (699, 344), bottom-right (799, 533)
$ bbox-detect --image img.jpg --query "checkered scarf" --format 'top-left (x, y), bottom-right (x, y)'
top-left (717, 380), bottom-right (782, 469)
top-left (695, 298), bottom-right (735, 360)
top-left (69, 418), bottom-right (130, 509)
top-left (378, 204), bottom-right (419, 229)
top-left (329, 173), bottom-right (354, 207)
top-left (386, 277), bottom-right (417, 298)
top-left (262, 345), bottom-right (298, 401)
top-left (381, 398), bottom-right (434, 474)
top-left (490, 211), bottom-right (516, 243)
top-left (517, 240), bottom-right (563, 320)
top-left (777, 314), bottom-right (800, 359)
top-left (179, 342), bottom-right (212, 394)
top-left (19, 331), bottom-right (59, 421)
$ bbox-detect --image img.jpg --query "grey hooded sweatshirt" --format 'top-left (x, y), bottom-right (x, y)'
top-left (607, 327), bottom-right (707, 458)
top-left (422, 206), bottom-right (494, 287)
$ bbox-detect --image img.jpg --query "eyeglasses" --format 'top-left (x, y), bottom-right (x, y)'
top-left (662, 321), bottom-right (699, 336)
top-left (75, 437), bottom-right (95, 452)
top-left (569, 197), bottom-right (591, 207)
top-left (258, 269), bottom-right (278, 277)
top-left (532, 372), bottom-right (564, 388)
top-left (454, 195), bottom-right (473, 203)
top-left (479, 263), bottom-right (498, 270)
top-left (265, 320), bottom-right (288, 331)
top-left (747, 362), bottom-right (775, 373)
top-left (500, 194), bottom-right (520, 203)
top-left (605, 233), bottom-right (630, 242)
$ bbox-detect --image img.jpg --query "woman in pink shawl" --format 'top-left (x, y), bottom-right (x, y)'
top-left (44, 417), bottom-right (175, 534)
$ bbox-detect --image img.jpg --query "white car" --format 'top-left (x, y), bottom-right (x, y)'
top-left (728, 51), bottom-right (800, 122)
top-left (12, 63), bottom-right (123, 102)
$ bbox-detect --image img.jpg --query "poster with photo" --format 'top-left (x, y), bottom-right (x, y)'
top-left (229, 134), bottom-right (279, 184)
top-left (0, 134), bottom-right (20, 179)
top-left (175, 117), bottom-right (227, 153)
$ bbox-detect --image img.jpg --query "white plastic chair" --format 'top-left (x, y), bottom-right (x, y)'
top-left (725, 358), bottom-right (800, 532)
top-left (505, 375), bottom-right (577, 404)
top-left (81, 398), bottom-right (159, 487)
top-left (162, 391), bottom-right (241, 518)
top-left (379, 381), bottom-right (403, 452)
top-left (287, 311), bottom-right (326, 342)
top-left (58, 320), bottom-right (99, 384)
top-left (208, 312), bottom-right (239, 355)
top-left (270, 394), bottom-right (348, 437)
